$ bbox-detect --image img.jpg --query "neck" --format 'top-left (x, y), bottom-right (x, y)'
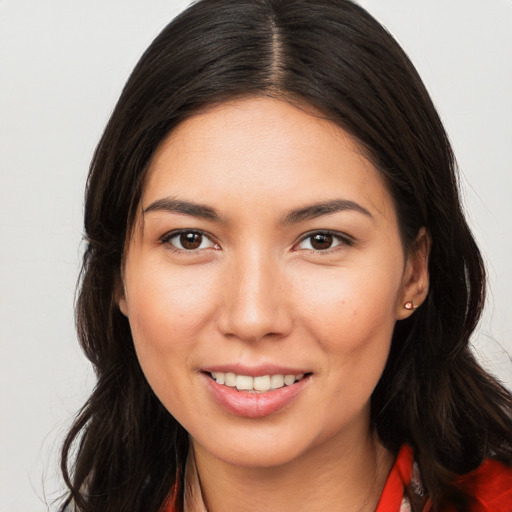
top-left (190, 425), bottom-right (393, 512)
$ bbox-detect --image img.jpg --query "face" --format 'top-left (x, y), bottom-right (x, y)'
top-left (119, 97), bottom-right (427, 469)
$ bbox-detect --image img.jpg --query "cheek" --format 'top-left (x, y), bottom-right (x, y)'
top-left (292, 255), bottom-right (402, 403)
top-left (122, 259), bottom-right (220, 401)
top-left (296, 266), bottom-right (399, 417)
top-left (295, 263), bottom-right (401, 345)
top-left (126, 262), bottom-right (219, 345)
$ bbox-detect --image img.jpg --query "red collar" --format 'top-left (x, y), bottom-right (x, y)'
top-left (376, 444), bottom-right (512, 512)
top-left (375, 444), bottom-right (415, 511)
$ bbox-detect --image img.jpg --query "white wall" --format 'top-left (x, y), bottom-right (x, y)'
top-left (0, 1), bottom-right (510, 510)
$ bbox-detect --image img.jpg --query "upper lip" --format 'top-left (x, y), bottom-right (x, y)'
top-left (202, 364), bottom-right (311, 377)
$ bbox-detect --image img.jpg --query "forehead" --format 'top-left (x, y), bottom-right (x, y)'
top-left (142, 97), bottom-right (396, 225)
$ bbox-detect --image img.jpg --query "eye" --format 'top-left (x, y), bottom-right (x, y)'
top-left (161, 230), bottom-right (218, 251)
top-left (295, 231), bottom-right (352, 251)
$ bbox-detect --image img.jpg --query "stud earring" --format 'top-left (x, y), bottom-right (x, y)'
top-left (404, 301), bottom-right (419, 310)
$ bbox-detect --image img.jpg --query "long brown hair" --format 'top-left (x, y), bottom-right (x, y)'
top-left (60, 1), bottom-right (512, 510)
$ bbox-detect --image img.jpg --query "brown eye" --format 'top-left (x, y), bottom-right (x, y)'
top-left (163, 230), bottom-right (216, 251)
top-left (180, 232), bottom-right (203, 250)
top-left (296, 231), bottom-right (350, 252)
top-left (310, 233), bottom-right (333, 250)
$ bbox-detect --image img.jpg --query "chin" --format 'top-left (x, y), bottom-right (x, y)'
top-left (188, 422), bottom-right (306, 467)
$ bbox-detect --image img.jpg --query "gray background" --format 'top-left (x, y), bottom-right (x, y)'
top-left (1, 1), bottom-right (511, 510)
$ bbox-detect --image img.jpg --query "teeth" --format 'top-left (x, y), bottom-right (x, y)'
top-left (253, 375), bottom-right (271, 391)
top-left (224, 372), bottom-right (236, 386)
top-left (284, 374), bottom-right (296, 385)
top-left (235, 375), bottom-right (253, 391)
top-left (270, 374), bottom-right (284, 389)
top-left (211, 372), bottom-right (224, 385)
top-left (210, 371), bottom-right (306, 392)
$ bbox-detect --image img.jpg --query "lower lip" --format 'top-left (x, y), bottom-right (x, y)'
top-left (204, 373), bottom-right (310, 418)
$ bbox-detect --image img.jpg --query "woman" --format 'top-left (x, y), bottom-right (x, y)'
top-left (59, 0), bottom-right (512, 511)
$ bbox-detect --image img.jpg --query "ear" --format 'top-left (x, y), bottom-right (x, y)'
top-left (396, 228), bottom-right (431, 320)
top-left (114, 271), bottom-right (129, 317)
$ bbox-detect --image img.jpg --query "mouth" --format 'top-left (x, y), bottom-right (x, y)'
top-left (207, 371), bottom-right (310, 393)
top-left (204, 369), bottom-right (312, 417)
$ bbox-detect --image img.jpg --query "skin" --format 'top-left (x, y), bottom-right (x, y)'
top-left (118, 97), bottom-right (429, 512)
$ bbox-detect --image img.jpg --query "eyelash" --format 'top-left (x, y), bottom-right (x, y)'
top-left (160, 229), bottom-right (354, 254)
top-left (160, 230), bottom-right (219, 253)
top-left (294, 230), bottom-right (354, 253)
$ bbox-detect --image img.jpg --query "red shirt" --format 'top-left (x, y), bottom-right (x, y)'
top-left (376, 444), bottom-right (512, 511)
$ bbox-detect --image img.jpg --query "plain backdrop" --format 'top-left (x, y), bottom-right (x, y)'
top-left (0, 1), bottom-right (511, 510)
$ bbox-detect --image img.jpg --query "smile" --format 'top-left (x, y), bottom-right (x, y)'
top-left (210, 372), bottom-right (306, 393)
top-left (205, 370), bottom-right (311, 418)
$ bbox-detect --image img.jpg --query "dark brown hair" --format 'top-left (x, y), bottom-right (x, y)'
top-left (60, 1), bottom-right (512, 511)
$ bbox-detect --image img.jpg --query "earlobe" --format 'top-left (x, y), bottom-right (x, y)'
top-left (397, 228), bottom-right (431, 320)
top-left (114, 273), bottom-right (129, 317)
top-left (118, 296), bottom-right (128, 317)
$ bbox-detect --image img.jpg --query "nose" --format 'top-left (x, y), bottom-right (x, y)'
top-left (217, 251), bottom-right (293, 343)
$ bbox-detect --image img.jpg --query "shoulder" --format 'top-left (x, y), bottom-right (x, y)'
top-left (380, 445), bottom-right (512, 512)
top-left (454, 457), bottom-right (512, 511)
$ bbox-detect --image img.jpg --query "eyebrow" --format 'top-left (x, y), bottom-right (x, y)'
top-left (142, 197), bottom-right (373, 225)
top-left (282, 199), bottom-right (373, 224)
top-left (142, 198), bottom-right (225, 223)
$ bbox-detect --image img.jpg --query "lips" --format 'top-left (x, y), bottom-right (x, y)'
top-left (202, 367), bottom-right (311, 418)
